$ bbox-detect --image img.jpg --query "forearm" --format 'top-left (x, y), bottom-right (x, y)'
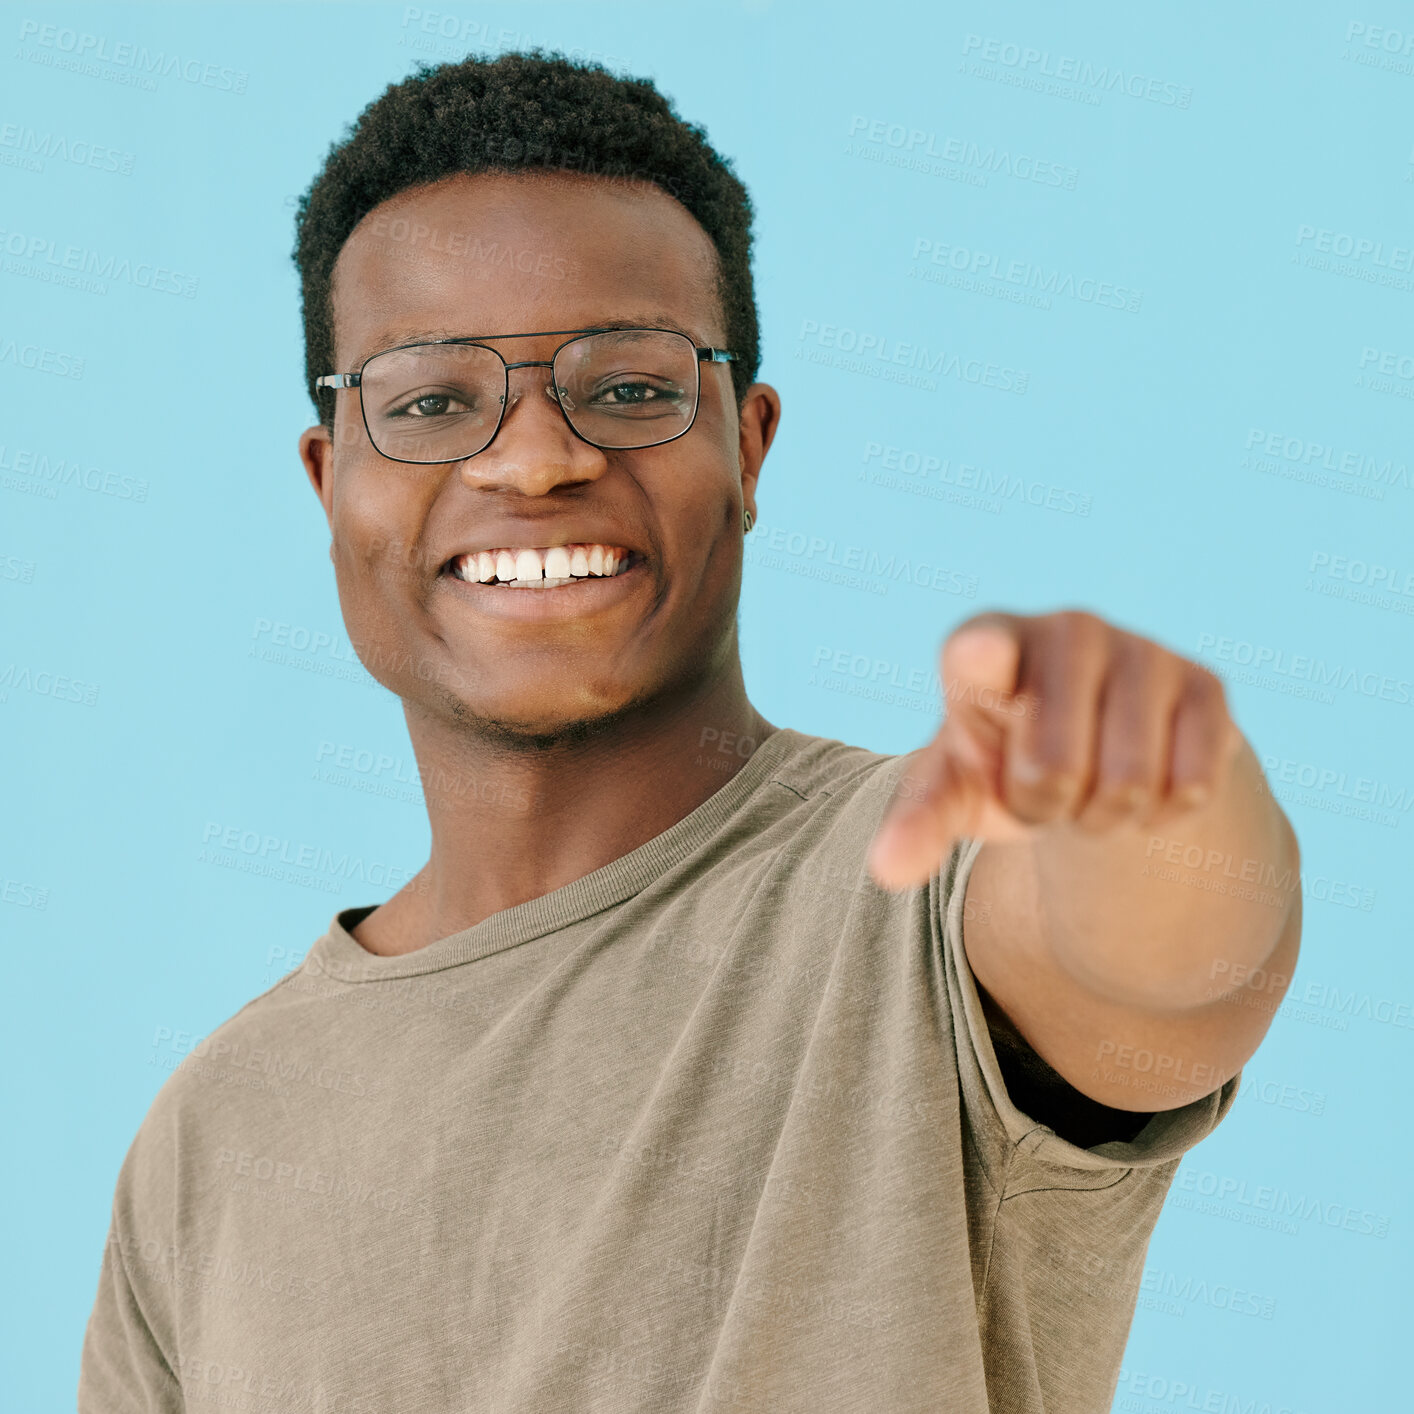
top-left (1026, 734), bottom-right (1302, 1012)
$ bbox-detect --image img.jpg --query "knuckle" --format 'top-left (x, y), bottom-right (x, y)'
top-left (1188, 665), bottom-right (1228, 708)
top-left (1101, 756), bottom-right (1153, 789)
top-left (1075, 791), bottom-right (1127, 829)
top-left (956, 609), bottom-right (1007, 635)
top-left (1172, 777), bottom-right (1215, 810)
top-left (1115, 634), bottom-right (1172, 683)
top-left (1217, 717), bottom-right (1245, 762)
top-left (1050, 607), bottom-right (1102, 639)
top-left (1095, 773), bottom-right (1155, 813)
top-left (1029, 733), bottom-right (1083, 777)
top-left (1125, 634), bottom-right (1164, 667)
top-left (1014, 758), bottom-right (1085, 805)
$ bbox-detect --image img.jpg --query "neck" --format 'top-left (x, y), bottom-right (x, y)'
top-left (352, 657), bottom-right (775, 957)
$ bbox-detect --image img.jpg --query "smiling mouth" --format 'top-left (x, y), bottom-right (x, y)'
top-left (441, 543), bottom-right (643, 589)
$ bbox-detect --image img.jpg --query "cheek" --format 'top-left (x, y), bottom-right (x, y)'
top-left (696, 395), bottom-right (740, 465)
top-left (658, 473), bottom-right (735, 578)
top-left (331, 460), bottom-right (432, 602)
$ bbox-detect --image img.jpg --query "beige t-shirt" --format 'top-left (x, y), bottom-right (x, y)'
top-left (79, 726), bottom-right (1239, 1413)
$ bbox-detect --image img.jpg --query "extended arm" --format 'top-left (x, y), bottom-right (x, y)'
top-left (868, 609), bottom-right (1302, 1112)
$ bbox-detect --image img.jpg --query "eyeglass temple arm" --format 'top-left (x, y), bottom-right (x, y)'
top-left (697, 348), bottom-right (735, 363)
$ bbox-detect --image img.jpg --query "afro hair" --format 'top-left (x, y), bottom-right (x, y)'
top-left (292, 48), bottom-right (761, 428)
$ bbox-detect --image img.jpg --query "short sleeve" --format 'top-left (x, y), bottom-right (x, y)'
top-left (933, 837), bottom-right (1245, 1413)
top-left (935, 835), bottom-right (1242, 1189)
top-left (78, 1124), bottom-right (184, 1411)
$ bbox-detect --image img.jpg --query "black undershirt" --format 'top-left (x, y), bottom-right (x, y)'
top-left (978, 983), bottom-right (1151, 1149)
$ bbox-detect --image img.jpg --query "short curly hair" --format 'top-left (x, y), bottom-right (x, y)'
top-left (292, 48), bottom-right (760, 429)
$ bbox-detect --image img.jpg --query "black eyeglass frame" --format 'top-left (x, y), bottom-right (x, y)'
top-left (315, 325), bottom-right (737, 465)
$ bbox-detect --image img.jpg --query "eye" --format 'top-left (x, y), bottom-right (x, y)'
top-left (389, 389), bottom-right (477, 419)
top-left (589, 377), bottom-right (684, 409)
top-left (596, 381), bottom-right (661, 404)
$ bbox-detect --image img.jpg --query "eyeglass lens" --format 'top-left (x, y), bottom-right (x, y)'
top-left (358, 329), bottom-right (701, 462)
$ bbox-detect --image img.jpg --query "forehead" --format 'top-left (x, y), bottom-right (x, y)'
top-left (330, 171), bottom-right (724, 362)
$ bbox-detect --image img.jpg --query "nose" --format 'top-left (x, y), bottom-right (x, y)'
top-left (456, 361), bottom-right (606, 495)
top-left (500, 378), bottom-right (569, 411)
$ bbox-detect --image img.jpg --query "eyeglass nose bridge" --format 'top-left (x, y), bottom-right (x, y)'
top-left (498, 357), bottom-right (577, 415)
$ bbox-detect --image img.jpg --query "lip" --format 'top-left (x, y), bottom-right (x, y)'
top-left (436, 553), bottom-right (650, 621)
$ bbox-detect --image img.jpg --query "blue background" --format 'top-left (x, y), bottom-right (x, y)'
top-left (3, 2), bottom-right (1409, 1407)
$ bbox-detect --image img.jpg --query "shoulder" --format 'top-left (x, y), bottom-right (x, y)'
top-left (120, 966), bottom-right (324, 1183)
top-left (759, 729), bottom-right (933, 847)
top-left (764, 727), bottom-right (900, 804)
top-left (739, 730), bottom-right (931, 881)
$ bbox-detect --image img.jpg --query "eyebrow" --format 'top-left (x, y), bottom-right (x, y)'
top-left (362, 314), bottom-right (708, 355)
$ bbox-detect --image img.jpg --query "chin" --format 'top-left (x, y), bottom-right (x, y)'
top-left (436, 687), bottom-right (649, 747)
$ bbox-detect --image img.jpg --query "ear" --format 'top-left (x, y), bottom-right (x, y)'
top-left (299, 424), bottom-right (335, 538)
top-left (736, 382), bottom-right (781, 527)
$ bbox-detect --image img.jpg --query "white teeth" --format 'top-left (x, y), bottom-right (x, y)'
top-left (452, 543), bottom-right (635, 585)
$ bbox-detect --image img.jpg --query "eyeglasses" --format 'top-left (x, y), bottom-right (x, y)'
top-left (316, 325), bottom-right (736, 464)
